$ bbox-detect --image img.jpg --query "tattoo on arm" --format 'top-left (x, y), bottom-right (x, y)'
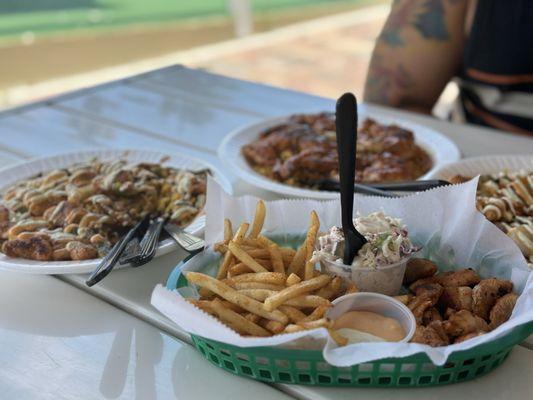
top-left (381, 0), bottom-right (459, 47)
top-left (365, 56), bottom-right (415, 105)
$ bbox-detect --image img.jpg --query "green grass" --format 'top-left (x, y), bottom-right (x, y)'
top-left (0, 0), bottom-right (370, 41)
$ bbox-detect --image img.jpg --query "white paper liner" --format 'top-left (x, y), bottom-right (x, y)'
top-left (152, 177), bottom-right (532, 366)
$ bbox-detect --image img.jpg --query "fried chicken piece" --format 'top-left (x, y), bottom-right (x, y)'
top-left (409, 276), bottom-right (438, 292)
top-left (436, 268), bottom-right (481, 287)
top-left (403, 258), bottom-right (438, 285)
top-left (454, 331), bottom-right (486, 344)
top-left (422, 307), bottom-right (443, 326)
top-left (410, 321), bottom-right (449, 347)
top-left (408, 296), bottom-right (433, 324)
top-left (413, 283), bottom-right (443, 305)
top-left (443, 310), bottom-right (489, 338)
top-left (438, 286), bottom-right (473, 312)
top-left (472, 278), bottom-right (513, 320)
top-left (393, 294), bottom-right (413, 305)
top-left (66, 241), bottom-right (98, 261)
top-left (489, 292), bottom-right (518, 330)
top-left (277, 147), bottom-right (338, 182)
top-left (2, 236), bottom-right (53, 261)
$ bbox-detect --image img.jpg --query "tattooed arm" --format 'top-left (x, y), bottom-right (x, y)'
top-left (364, 0), bottom-right (468, 113)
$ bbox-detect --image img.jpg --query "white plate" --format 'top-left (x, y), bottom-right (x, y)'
top-left (0, 149), bottom-right (233, 274)
top-left (218, 111), bottom-right (461, 199)
top-left (427, 154), bottom-right (533, 180)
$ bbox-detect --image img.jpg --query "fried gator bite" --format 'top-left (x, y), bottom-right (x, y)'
top-left (411, 321), bottom-right (449, 346)
top-left (443, 310), bottom-right (489, 338)
top-left (403, 258), bottom-right (438, 285)
top-left (436, 268), bottom-right (481, 287)
top-left (472, 278), bottom-right (513, 320)
top-left (489, 293), bottom-right (518, 330)
top-left (438, 286), bottom-right (473, 312)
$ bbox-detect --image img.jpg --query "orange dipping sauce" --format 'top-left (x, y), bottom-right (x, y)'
top-left (332, 311), bottom-right (406, 342)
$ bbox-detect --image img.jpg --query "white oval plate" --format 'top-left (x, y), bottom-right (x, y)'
top-left (218, 111), bottom-right (461, 199)
top-left (427, 154), bottom-right (533, 180)
top-left (0, 149), bottom-right (233, 274)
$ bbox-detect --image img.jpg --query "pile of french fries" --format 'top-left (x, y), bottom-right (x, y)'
top-left (185, 200), bottom-right (357, 346)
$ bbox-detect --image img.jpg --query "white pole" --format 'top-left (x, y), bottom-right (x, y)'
top-left (227, 0), bottom-right (253, 37)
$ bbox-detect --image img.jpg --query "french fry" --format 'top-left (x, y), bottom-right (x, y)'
top-left (233, 282), bottom-right (285, 291)
top-left (284, 324), bottom-right (305, 333)
top-left (259, 319), bottom-right (285, 334)
top-left (286, 273), bottom-right (301, 286)
top-left (239, 289), bottom-right (331, 308)
top-left (316, 276), bottom-right (342, 299)
top-left (246, 248), bottom-right (270, 258)
top-left (187, 299), bottom-right (215, 315)
top-left (298, 318), bottom-right (330, 330)
top-left (216, 222), bottom-right (249, 279)
top-left (328, 329), bottom-right (348, 346)
top-left (228, 272), bottom-right (286, 286)
top-left (281, 248), bottom-right (296, 266)
top-left (264, 274), bottom-right (331, 311)
top-left (279, 305), bottom-right (307, 323)
top-left (249, 200), bottom-right (266, 238)
top-left (300, 305), bottom-right (329, 323)
top-left (268, 243), bottom-right (285, 274)
top-left (228, 263), bottom-right (253, 276)
top-left (244, 313), bottom-right (261, 324)
top-left (186, 272), bottom-right (288, 324)
top-left (287, 245), bottom-right (306, 275)
top-left (304, 211), bottom-right (319, 280)
top-left (224, 219), bottom-right (233, 242)
top-left (228, 241), bottom-right (268, 273)
top-left (256, 235), bottom-right (274, 248)
top-left (210, 299), bottom-right (270, 337)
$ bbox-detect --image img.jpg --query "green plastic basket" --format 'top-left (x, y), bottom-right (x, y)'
top-left (167, 252), bottom-right (533, 387)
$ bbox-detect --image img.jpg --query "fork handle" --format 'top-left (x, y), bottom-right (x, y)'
top-left (86, 218), bottom-right (145, 286)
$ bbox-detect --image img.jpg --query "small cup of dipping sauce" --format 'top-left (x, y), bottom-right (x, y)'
top-left (326, 292), bottom-right (416, 344)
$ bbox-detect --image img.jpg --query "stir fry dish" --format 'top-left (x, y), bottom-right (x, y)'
top-left (242, 113), bottom-right (432, 188)
top-left (450, 170), bottom-right (532, 267)
top-left (0, 159), bottom-right (207, 261)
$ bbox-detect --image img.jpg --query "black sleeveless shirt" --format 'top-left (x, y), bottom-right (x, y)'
top-left (458, 1), bottom-right (533, 135)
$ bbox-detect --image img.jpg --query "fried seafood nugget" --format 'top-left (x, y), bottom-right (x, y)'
top-left (66, 241), bottom-right (98, 260)
top-left (438, 286), bottom-right (473, 312)
top-left (393, 294), bottom-right (413, 305)
top-left (410, 321), bottom-right (449, 347)
top-left (413, 283), bottom-right (443, 305)
top-left (422, 307), bottom-right (443, 326)
top-left (408, 296), bottom-right (433, 325)
top-left (436, 268), bottom-right (481, 287)
top-left (408, 276), bottom-right (438, 292)
top-left (454, 331), bottom-right (486, 344)
top-left (489, 292), bottom-right (518, 330)
top-left (2, 236), bottom-right (53, 261)
top-left (443, 310), bottom-right (489, 338)
top-left (472, 278), bottom-right (513, 320)
top-left (403, 258), bottom-right (437, 285)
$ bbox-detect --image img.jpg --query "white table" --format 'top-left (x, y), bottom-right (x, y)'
top-left (0, 65), bottom-right (531, 399)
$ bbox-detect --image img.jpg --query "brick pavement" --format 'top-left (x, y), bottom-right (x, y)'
top-left (190, 8), bottom-right (387, 99)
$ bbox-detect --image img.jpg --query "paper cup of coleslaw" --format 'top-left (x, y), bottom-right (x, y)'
top-left (319, 256), bottom-right (411, 296)
top-left (313, 211), bottom-right (418, 296)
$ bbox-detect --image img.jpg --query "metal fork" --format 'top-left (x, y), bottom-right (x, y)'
top-left (164, 223), bottom-right (205, 253)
